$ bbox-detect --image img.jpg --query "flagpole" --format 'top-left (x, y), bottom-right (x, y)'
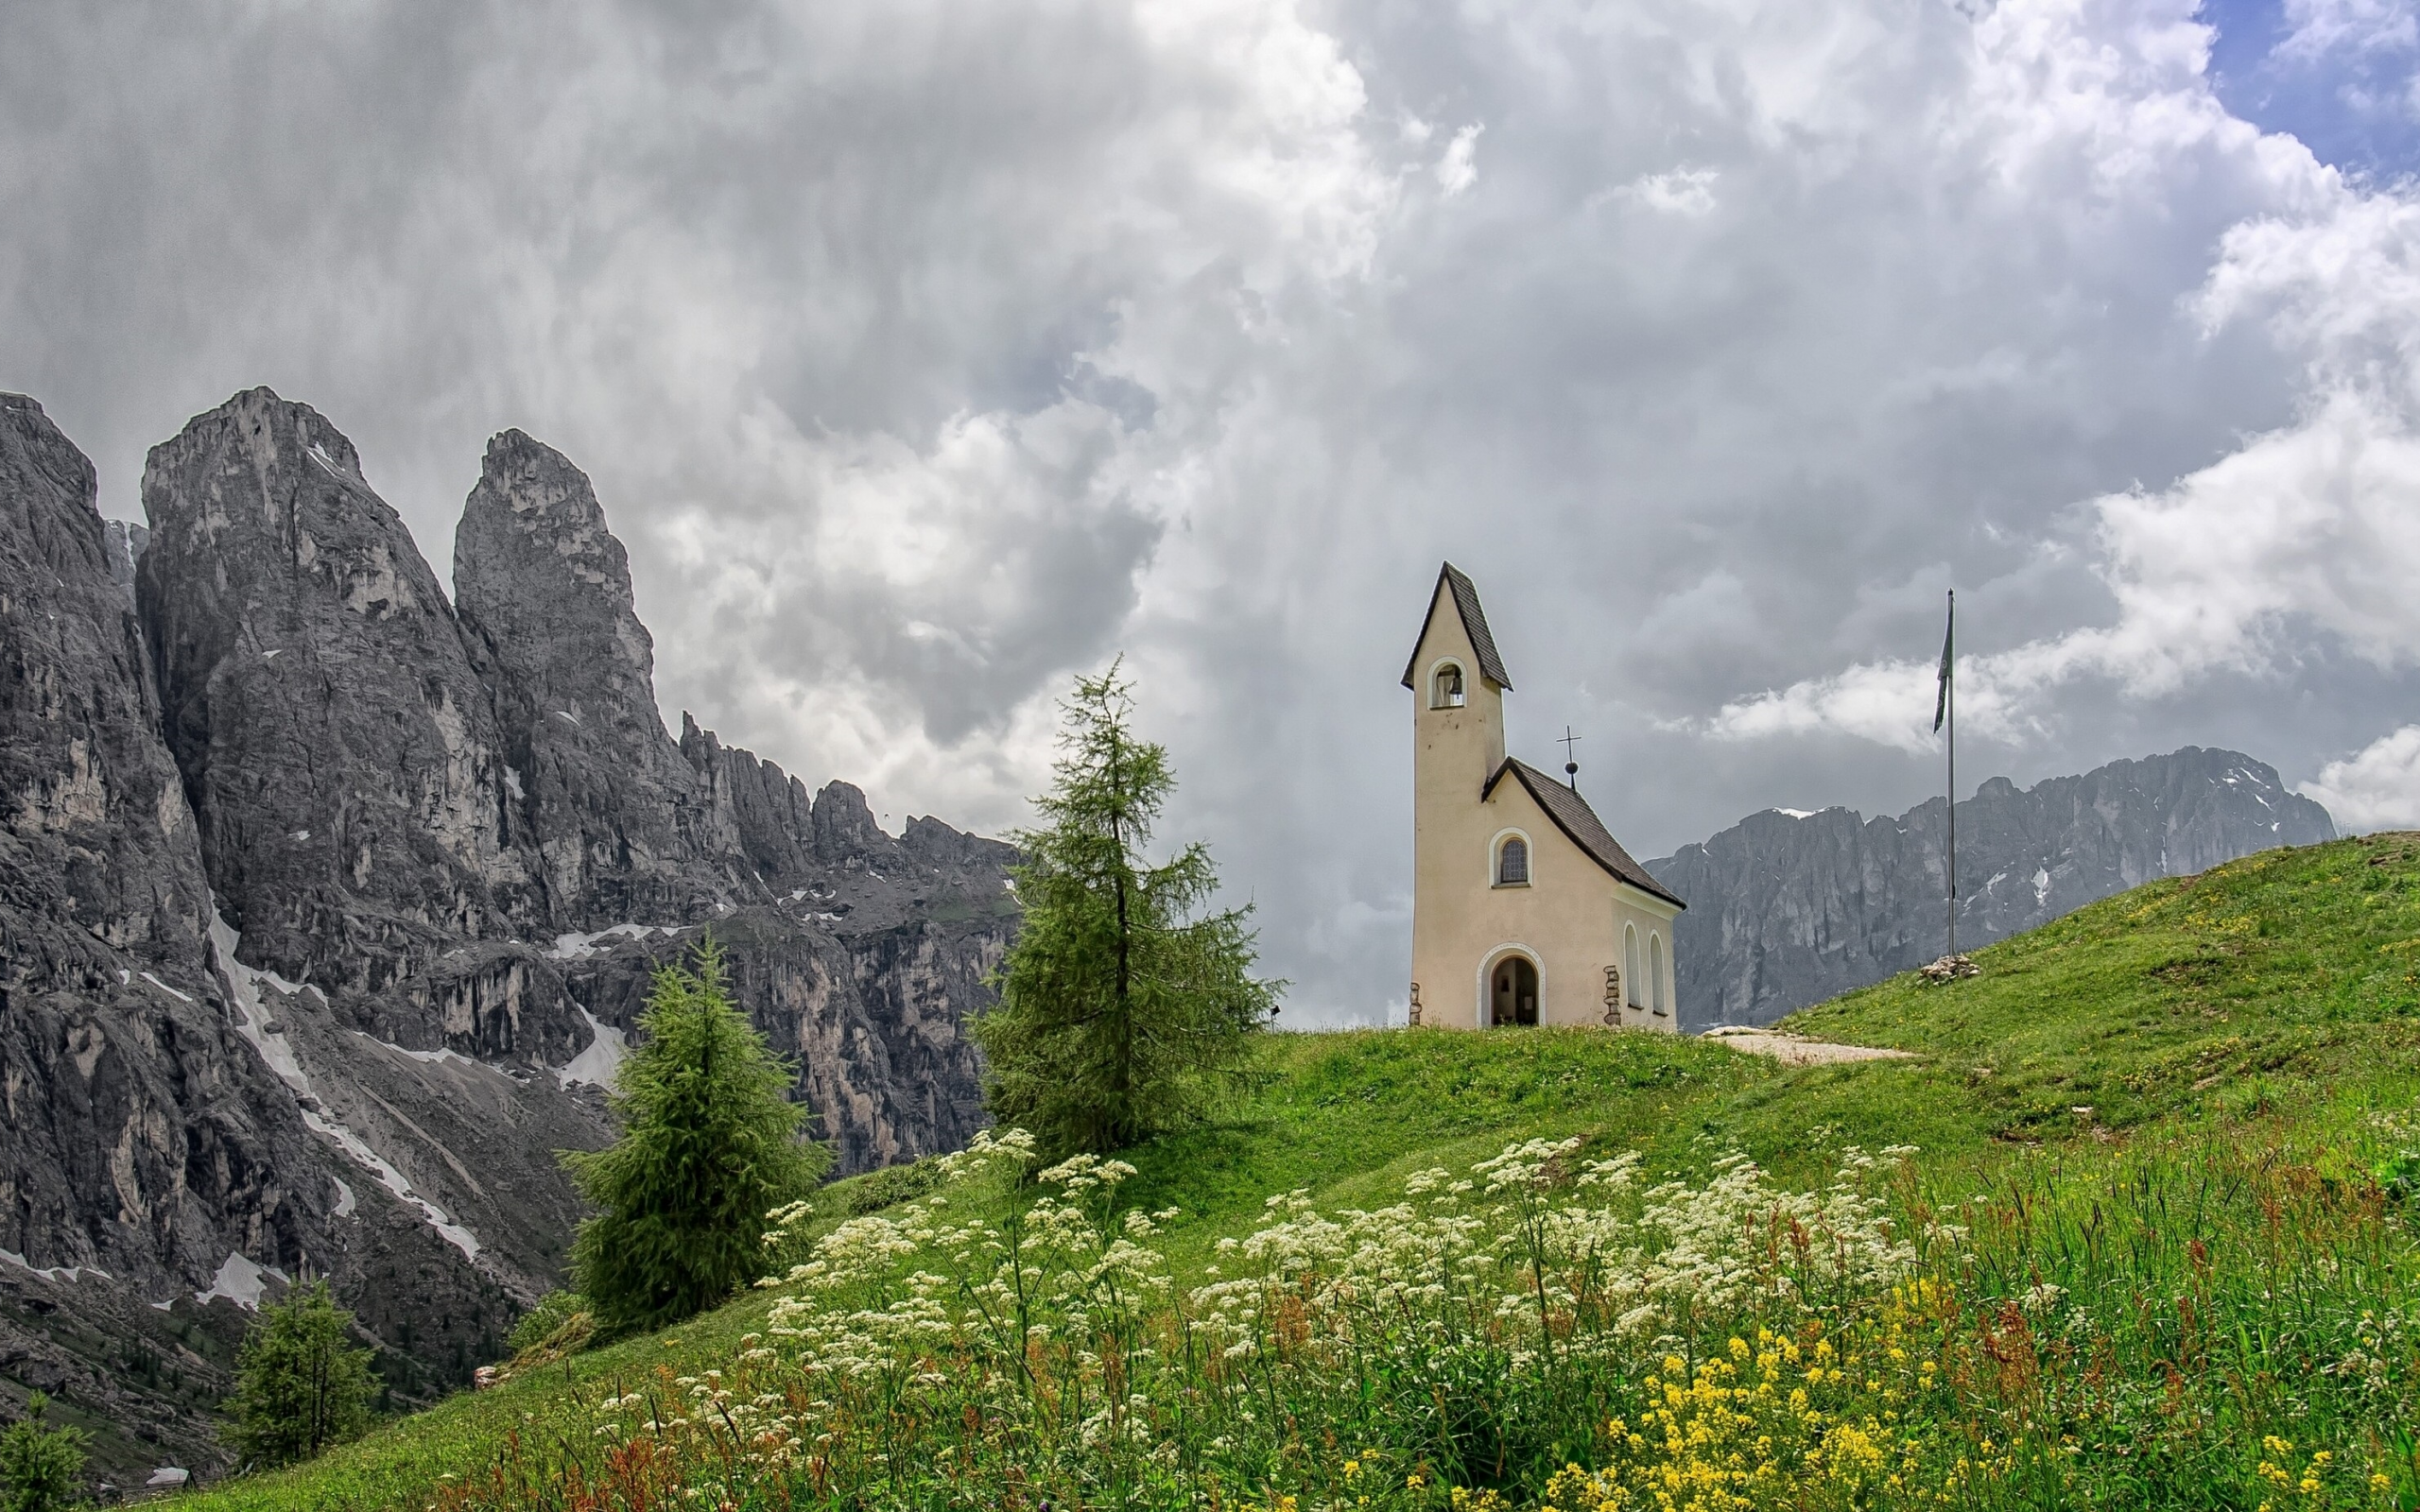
top-left (1945, 589), bottom-right (1957, 960)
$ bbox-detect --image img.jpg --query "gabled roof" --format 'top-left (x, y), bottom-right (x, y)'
top-left (1400, 561), bottom-right (1512, 692)
top-left (1483, 758), bottom-right (1686, 909)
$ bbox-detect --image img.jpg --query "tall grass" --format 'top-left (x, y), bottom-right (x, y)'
top-left (1906, 1116), bottom-right (2420, 1507)
top-left (411, 1111), bottom-right (2420, 1512)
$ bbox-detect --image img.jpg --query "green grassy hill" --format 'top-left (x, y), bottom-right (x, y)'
top-left (177, 834), bottom-right (2420, 1510)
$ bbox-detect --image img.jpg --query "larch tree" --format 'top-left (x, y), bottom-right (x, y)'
top-left (223, 1280), bottom-right (376, 1469)
top-left (976, 662), bottom-right (1280, 1158)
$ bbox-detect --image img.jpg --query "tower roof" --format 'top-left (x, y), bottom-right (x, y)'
top-left (1400, 561), bottom-right (1512, 692)
top-left (1483, 758), bottom-right (1686, 909)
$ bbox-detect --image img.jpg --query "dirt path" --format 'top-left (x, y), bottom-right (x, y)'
top-left (1701, 1026), bottom-right (1917, 1066)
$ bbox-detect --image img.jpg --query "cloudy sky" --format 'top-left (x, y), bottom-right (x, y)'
top-left (9, 0), bottom-right (2420, 1022)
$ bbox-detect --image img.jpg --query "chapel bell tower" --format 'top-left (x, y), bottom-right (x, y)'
top-left (1405, 563), bottom-right (1510, 799)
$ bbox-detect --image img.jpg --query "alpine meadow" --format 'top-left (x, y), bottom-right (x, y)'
top-left (166, 833), bottom-right (2420, 1511)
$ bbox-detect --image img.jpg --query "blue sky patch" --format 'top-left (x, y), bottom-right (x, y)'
top-left (2203, 0), bottom-right (2420, 178)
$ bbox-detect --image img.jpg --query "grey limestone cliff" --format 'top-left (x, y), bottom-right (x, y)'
top-left (2, 391), bottom-right (435, 1481)
top-left (1, 388), bottom-right (1016, 1486)
top-left (139, 390), bottom-right (571, 1059)
top-left (1645, 747), bottom-right (2337, 1028)
top-left (455, 431), bottom-right (742, 927)
top-left (102, 520), bottom-right (147, 608)
top-left (441, 420), bottom-right (1011, 1177)
top-left (3, 396), bottom-right (211, 962)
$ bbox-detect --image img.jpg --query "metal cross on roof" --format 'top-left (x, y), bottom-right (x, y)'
top-left (1559, 726), bottom-right (1582, 787)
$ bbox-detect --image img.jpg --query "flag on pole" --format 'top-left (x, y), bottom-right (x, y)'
top-left (1932, 596), bottom-right (1954, 733)
top-left (1936, 588), bottom-right (1957, 960)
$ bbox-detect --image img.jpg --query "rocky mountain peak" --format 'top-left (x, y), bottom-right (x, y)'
top-left (810, 780), bottom-right (895, 866)
top-left (138, 387), bottom-right (543, 1022)
top-left (144, 387), bottom-right (373, 558)
top-left (3, 392), bottom-right (354, 1473)
top-left (455, 428), bottom-right (727, 926)
top-left (457, 429), bottom-right (657, 714)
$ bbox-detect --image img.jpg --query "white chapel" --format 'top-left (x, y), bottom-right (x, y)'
top-left (1404, 562), bottom-right (1685, 1029)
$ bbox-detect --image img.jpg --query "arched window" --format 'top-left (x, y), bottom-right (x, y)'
top-left (1431, 662), bottom-right (1467, 709)
top-left (1649, 934), bottom-right (1667, 1016)
top-left (1624, 924), bottom-right (1643, 1008)
top-left (1495, 834), bottom-right (1529, 885)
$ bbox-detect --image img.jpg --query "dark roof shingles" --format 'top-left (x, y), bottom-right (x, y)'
top-left (1400, 561), bottom-right (1512, 691)
top-left (1485, 758), bottom-right (1686, 909)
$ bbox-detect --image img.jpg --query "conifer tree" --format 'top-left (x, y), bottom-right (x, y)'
top-left (562, 936), bottom-right (827, 1335)
top-left (0, 1393), bottom-right (86, 1512)
top-left (976, 662), bottom-right (1279, 1157)
top-left (223, 1280), bottom-right (376, 1469)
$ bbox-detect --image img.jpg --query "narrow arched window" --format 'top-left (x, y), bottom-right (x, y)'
top-left (1624, 925), bottom-right (1643, 1008)
top-left (1650, 934), bottom-right (1667, 1016)
top-left (1431, 662), bottom-right (1466, 709)
top-left (1495, 835), bottom-right (1529, 885)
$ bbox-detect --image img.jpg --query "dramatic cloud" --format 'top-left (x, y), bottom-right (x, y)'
top-left (9, 0), bottom-right (2420, 1021)
top-left (1705, 388), bottom-right (2420, 750)
top-left (2302, 724), bottom-right (2420, 830)
top-left (1709, 178), bottom-right (2420, 752)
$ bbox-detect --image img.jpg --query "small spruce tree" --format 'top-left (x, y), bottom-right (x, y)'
top-left (0, 1393), bottom-right (86, 1512)
top-left (976, 662), bottom-right (1279, 1157)
top-left (562, 936), bottom-right (828, 1335)
top-left (223, 1280), bottom-right (376, 1469)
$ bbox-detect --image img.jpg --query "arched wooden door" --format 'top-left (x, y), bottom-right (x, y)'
top-left (1491, 955), bottom-right (1540, 1025)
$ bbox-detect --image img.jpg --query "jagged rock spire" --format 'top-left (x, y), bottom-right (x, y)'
top-left (455, 428), bottom-right (736, 924)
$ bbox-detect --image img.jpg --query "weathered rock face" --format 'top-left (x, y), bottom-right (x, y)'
top-left (102, 520), bottom-right (147, 609)
top-left (455, 431), bottom-right (739, 928)
top-left (443, 421), bottom-right (1011, 1166)
top-left (0, 394), bottom-right (310, 1297)
top-left (559, 904), bottom-right (1007, 1176)
top-left (556, 790), bottom-right (1016, 1175)
top-left (1646, 747), bottom-right (2337, 1028)
top-left (0, 393), bottom-right (509, 1482)
top-left (679, 715), bottom-right (822, 885)
top-left (138, 389), bottom-right (574, 1060)
top-left (1, 397), bottom-right (210, 968)
top-left (2, 389), bottom-right (1015, 1486)
top-left (0, 396), bottom-right (242, 1473)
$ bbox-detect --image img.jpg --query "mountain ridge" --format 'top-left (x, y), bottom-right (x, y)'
top-left (1645, 745), bottom-right (2337, 1027)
